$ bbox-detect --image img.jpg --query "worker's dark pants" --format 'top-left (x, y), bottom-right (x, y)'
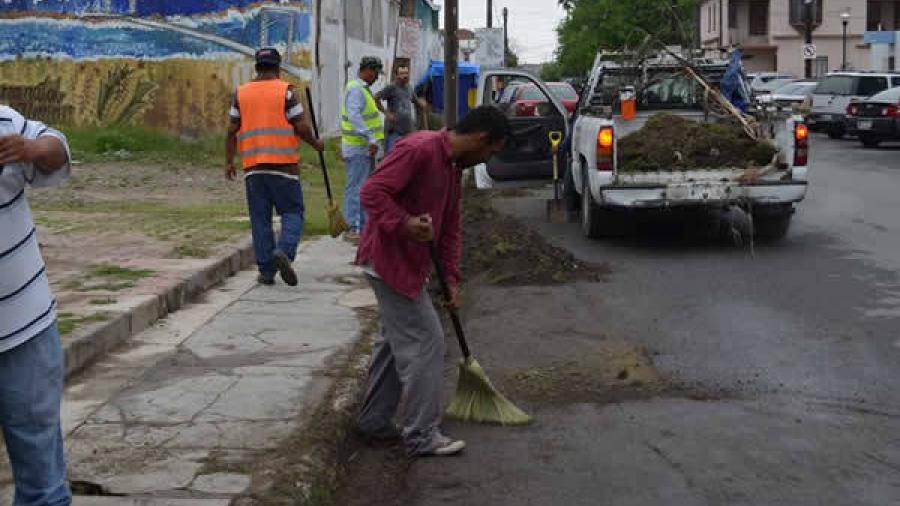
top-left (244, 173), bottom-right (305, 277)
top-left (358, 275), bottom-right (446, 456)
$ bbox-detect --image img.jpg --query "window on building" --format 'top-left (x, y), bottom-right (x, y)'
top-left (370, 1), bottom-right (384, 44)
top-left (867, 1), bottom-right (883, 31)
top-left (789, 0), bottom-right (823, 27)
top-left (749, 1), bottom-right (769, 35)
top-left (729, 2), bottom-right (738, 29)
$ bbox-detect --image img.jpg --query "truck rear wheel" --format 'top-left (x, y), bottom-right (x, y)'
top-left (581, 169), bottom-right (622, 239)
top-left (753, 205), bottom-right (793, 241)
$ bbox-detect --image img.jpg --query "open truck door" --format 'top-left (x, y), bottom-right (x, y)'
top-left (474, 70), bottom-right (570, 189)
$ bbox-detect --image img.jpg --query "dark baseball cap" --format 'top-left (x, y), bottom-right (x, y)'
top-left (359, 56), bottom-right (383, 72)
top-left (255, 47), bottom-right (282, 66)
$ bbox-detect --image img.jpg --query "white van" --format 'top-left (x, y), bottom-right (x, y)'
top-left (808, 72), bottom-right (900, 138)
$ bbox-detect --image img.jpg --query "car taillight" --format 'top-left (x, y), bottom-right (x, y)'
top-left (847, 103), bottom-right (859, 116)
top-left (596, 126), bottom-right (614, 171)
top-left (794, 123), bottom-right (809, 167)
top-left (885, 104), bottom-right (900, 117)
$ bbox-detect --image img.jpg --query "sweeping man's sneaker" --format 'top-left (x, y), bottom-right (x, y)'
top-left (257, 273), bottom-right (275, 285)
top-left (272, 250), bottom-right (298, 286)
top-left (417, 435), bottom-right (466, 457)
top-left (356, 423), bottom-right (402, 445)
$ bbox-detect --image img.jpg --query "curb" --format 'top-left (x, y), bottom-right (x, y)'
top-left (64, 238), bottom-right (256, 379)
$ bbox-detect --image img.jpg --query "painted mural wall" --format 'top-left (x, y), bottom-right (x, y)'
top-left (0, 1), bottom-right (313, 133)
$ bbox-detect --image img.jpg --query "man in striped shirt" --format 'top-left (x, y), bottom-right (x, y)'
top-left (0, 106), bottom-right (72, 505)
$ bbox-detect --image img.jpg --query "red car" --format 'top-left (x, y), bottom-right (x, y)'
top-left (510, 82), bottom-right (579, 116)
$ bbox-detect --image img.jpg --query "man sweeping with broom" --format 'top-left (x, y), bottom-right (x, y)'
top-left (355, 106), bottom-right (513, 457)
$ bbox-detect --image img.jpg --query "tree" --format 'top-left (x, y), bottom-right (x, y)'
top-left (554, 0), bottom-right (697, 76)
top-left (558, 0), bottom-right (576, 13)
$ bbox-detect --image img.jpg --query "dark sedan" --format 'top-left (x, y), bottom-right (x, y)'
top-left (847, 86), bottom-right (900, 148)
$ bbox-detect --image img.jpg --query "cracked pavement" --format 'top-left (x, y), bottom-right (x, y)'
top-left (0, 238), bottom-right (375, 505)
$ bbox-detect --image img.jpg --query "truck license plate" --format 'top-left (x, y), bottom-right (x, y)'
top-left (666, 183), bottom-right (730, 202)
top-left (858, 120), bottom-right (873, 130)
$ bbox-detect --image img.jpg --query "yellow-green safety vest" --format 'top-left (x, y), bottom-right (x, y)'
top-left (341, 79), bottom-right (385, 146)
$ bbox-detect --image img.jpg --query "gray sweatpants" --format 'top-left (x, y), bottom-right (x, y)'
top-left (358, 275), bottom-right (446, 455)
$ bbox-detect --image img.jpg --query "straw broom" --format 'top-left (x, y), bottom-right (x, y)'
top-left (429, 243), bottom-right (531, 425)
top-left (305, 88), bottom-right (349, 238)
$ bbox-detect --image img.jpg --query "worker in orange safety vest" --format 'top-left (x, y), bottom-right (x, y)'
top-left (226, 47), bottom-right (324, 287)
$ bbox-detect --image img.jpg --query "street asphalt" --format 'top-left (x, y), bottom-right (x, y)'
top-left (340, 134), bottom-right (900, 506)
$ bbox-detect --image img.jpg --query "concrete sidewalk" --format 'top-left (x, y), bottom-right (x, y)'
top-left (0, 238), bottom-right (375, 505)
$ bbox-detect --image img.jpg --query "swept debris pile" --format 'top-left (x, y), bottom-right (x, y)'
top-left (462, 190), bottom-right (609, 285)
top-left (619, 113), bottom-right (777, 173)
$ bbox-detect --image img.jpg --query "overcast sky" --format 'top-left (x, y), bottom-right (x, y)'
top-left (434, 0), bottom-right (565, 64)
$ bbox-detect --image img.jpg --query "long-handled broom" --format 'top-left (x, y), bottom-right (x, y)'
top-left (305, 88), bottom-right (349, 238)
top-left (429, 243), bottom-right (531, 425)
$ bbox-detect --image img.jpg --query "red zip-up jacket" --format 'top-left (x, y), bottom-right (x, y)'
top-left (355, 129), bottom-right (462, 299)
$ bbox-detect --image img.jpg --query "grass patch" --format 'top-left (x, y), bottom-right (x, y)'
top-left (85, 264), bottom-right (155, 281)
top-left (64, 264), bottom-right (155, 292)
top-left (57, 312), bottom-right (112, 336)
top-left (62, 125), bottom-right (221, 165)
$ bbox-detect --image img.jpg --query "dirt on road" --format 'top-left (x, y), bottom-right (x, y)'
top-left (462, 189), bottom-right (609, 285)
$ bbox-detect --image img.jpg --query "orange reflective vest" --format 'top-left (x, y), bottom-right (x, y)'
top-left (236, 79), bottom-right (299, 170)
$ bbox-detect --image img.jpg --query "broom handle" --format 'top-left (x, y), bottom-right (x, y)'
top-left (305, 88), bottom-right (335, 202)
top-left (429, 242), bottom-right (471, 359)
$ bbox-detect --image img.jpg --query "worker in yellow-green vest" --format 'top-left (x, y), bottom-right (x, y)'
top-left (341, 56), bottom-right (385, 243)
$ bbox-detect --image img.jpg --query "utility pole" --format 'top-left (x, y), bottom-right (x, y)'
top-left (444, 0), bottom-right (459, 128)
top-left (502, 7), bottom-right (509, 67)
top-left (804, 0), bottom-right (813, 78)
top-left (487, 0), bottom-right (493, 28)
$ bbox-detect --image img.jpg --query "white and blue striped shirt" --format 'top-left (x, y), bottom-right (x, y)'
top-left (0, 106), bottom-right (70, 353)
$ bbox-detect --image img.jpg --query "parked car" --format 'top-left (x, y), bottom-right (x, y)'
top-left (757, 81), bottom-right (818, 109)
top-left (748, 72), bottom-right (796, 95)
top-left (808, 71), bottom-right (900, 139)
top-left (846, 86), bottom-right (900, 148)
top-left (507, 83), bottom-right (578, 116)
top-left (547, 82), bottom-right (579, 114)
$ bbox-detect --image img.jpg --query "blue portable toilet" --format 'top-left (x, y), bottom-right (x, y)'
top-left (422, 60), bottom-right (480, 120)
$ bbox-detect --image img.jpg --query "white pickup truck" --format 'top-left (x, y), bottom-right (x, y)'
top-left (568, 55), bottom-right (810, 240)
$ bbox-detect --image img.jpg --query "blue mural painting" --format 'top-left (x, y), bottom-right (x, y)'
top-left (0, 1), bottom-right (311, 60)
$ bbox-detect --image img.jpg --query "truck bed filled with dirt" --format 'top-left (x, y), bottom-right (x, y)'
top-left (618, 113), bottom-right (777, 173)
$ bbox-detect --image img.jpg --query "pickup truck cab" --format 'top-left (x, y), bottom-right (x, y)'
top-left (569, 52), bottom-right (810, 240)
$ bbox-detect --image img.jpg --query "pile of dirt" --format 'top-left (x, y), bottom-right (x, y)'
top-left (619, 113), bottom-right (778, 172)
top-left (462, 190), bottom-right (608, 285)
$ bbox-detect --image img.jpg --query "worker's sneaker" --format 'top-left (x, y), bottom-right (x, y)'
top-left (257, 273), bottom-right (275, 286)
top-left (272, 250), bottom-right (298, 287)
top-left (418, 435), bottom-right (466, 457)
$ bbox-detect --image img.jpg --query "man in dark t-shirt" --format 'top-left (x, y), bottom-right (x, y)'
top-left (376, 65), bottom-right (427, 154)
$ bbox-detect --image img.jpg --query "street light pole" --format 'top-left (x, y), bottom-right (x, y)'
top-left (444, 0), bottom-right (459, 128)
top-left (502, 7), bottom-right (509, 67)
top-left (487, 0), bottom-right (493, 28)
top-left (841, 11), bottom-right (850, 70)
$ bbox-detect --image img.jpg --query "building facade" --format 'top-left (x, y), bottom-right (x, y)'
top-left (700, 0), bottom-right (900, 77)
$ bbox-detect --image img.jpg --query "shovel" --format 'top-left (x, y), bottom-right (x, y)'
top-left (305, 88), bottom-right (349, 238)
top-left (545, 130), bottom-right (565, 223)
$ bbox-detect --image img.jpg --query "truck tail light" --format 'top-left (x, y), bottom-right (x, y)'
top-left (794, 123), bottom-right (809, 167)
top-left (596, 126), bottom-right (614, 171)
